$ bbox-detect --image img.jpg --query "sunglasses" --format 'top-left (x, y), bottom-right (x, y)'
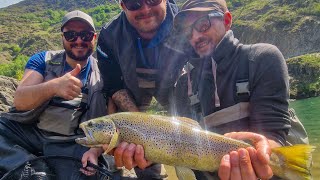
top-left (122, 0), bottom-right (162, 11)
top-left (63, 31), bottom-right (95, 42)
top-left (182, 11), bottom-right (224, 40)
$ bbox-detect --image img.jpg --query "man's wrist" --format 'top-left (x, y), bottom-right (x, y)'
top-left (112, 89), bottom-right (139, 112)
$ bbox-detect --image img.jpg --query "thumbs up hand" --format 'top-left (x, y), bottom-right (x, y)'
top-left (55, 64), bottom-right (83, 100)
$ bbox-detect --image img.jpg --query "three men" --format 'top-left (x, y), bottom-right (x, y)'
top-left (0, 1), bottom-right (293, 179)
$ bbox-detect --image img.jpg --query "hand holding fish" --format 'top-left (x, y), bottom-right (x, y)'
top-left (107, 142), bottom-right (152, 170)
top-left (218, 132), bottom-right (274, 180)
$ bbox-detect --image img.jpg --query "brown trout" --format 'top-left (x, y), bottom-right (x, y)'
top-left (76, 112), bottom-right (314, 180)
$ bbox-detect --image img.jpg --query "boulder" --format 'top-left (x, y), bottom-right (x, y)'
top-left (0, 76), bottom-right (18, 112)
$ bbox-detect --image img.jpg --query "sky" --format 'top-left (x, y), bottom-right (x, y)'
top-left (0, 0), bottom-right (23, 8)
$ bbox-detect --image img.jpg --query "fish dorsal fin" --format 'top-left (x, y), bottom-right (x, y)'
top-left (104, 123), bottom-right (120, 154)
top-left (175, 166), bottom-right (197, 180)
top-left (150, 114), bottom-right (201, 129)
top-left (173, 116), bottom-right (201, 129)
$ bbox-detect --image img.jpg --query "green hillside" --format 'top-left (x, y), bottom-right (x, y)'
top-left (287, 53), bottom-right (320, 99)
top-left (230, 0), bottom-right (320, 30)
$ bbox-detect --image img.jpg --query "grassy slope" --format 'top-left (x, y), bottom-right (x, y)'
top-left (230, 0), bottom-right (320, 30)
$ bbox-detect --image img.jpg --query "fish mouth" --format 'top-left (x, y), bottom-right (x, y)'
top-left (79, 123), bottom-right (97, 143)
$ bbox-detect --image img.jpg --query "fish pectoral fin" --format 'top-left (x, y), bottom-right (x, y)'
top-left (104, 128), bottom-right (120, 154)
top-left (175, 166), bottom-right (196, 180)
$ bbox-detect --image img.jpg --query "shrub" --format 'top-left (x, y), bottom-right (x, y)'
top-left (0, 55), bottom-right (29, 80)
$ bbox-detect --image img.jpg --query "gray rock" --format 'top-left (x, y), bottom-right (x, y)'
top-left (0, 76), bottom-right (18, 112)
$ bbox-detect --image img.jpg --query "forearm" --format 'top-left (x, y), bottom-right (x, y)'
top-left (107, 97), bottom-right (118, 114)
top-left (14, 79), bottom-right (57, 110)
top-left (112, 89), bottom-right (139, 112)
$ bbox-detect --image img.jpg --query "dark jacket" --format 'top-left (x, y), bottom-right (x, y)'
top-left (174, 31), bottom-right (291, 145)
top-left (97, 0), bottom-right (187, 108)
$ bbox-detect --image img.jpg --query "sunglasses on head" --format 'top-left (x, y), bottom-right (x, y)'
top-left (122, 0), bottom-right (162, 11)
top-left (63, 31), bottom-right (95, 42)
top-left (182, 11), bottom-right (224, 40)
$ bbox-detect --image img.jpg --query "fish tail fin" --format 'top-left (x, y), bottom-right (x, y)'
top-left (270, 144), bottom-right (315, 180)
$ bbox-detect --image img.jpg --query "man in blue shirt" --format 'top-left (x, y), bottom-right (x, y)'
top-left (0, 10), bottom-right (106, 179)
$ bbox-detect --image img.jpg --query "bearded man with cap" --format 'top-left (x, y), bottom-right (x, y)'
top-left (172, 0), bottom-right (291, 179)
top-left (0, 10), bottom-right (106, 179)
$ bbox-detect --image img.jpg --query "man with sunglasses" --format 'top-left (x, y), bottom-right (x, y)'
top-left (0, 10), bottom-right (106, 179)
top-left (96, 0), bottom-right (187, 179)
top-left (172, 0), bottom-right (290, 179)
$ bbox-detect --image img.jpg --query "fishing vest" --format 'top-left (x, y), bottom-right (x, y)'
top-left (186, 45), bottom-right (309, 145)
top-left (1, 50), bottom-right (106, 136)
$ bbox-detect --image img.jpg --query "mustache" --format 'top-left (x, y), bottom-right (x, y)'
top-left (70, 43), bottom-right (88, 48)
top-left (195, 37), bottom-right (208, 47)
top-left (135, 12), bottom-right (155, 20)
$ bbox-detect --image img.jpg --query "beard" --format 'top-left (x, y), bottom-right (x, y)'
top-left (64, 42), bottom-right (93, 61)
top-left (136, 13), bottom-right (163, 33)
top-left (194, 37), bottom-right (215, 58)
top-left (130, 9), bottom-right (167, 35)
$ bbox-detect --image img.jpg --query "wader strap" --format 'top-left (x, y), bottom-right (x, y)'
top-left (211, 58), bottom-right (220, 107)
top-left (186, 62), bottom-right (194, 96)
top-left (235, 45), bottom-right (251, 102)
top-left (204, 102), bottom-right (250, 127)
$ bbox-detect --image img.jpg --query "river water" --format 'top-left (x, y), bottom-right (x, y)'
top-left (290, 96), bottom-right (320, 179)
